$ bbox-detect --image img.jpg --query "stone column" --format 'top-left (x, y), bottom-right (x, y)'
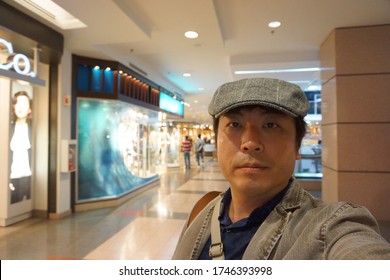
top-left (320, 25), bottom-right (390, 221)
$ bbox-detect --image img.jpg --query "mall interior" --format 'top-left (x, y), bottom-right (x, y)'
top-left (0, 1), bottom-right (390, 260)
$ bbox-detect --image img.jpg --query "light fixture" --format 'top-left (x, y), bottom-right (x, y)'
top-left (307, 85), bottom-right (321, 91)
top-left (183, 73), bottom-right (191, 77)
top-left (184, 31), bottom-right (199, 39)
top-left (234, 67), bottom-right (321, 75)
top-left (12, 0), bottom-right (86, 30)
top-left (268, 21), bottom-right (281, 28)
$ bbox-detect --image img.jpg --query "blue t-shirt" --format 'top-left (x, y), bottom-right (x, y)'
top-left (198, 183), bottom-right (290, 260)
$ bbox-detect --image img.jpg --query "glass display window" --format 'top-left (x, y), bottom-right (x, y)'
top-left (77, 98), bottom-right (161, 202)
top-left (165, 125), bottom-right (181, 167)
top-left (295, 120), bottom-right (322, 178)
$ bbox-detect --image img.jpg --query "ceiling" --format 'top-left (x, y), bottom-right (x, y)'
top-left (5, 0), bottom-right (390, 123)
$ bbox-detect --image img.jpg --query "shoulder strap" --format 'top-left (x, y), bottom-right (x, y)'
top-left (209, 194), bottom-right (224, 260)
top-left (187, 191), bottom-right (222, 227)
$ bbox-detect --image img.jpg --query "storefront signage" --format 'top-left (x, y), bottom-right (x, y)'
top-left (0, 38), bottom-right (35, 77)
top-left (159, 92), bottom-right (184, 116)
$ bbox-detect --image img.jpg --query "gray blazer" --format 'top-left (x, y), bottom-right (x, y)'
top-left (172, 178), bottom-right (390, 260)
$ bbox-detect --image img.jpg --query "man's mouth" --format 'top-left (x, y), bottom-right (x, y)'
top-left (238, 162), bottom-right (268, 171)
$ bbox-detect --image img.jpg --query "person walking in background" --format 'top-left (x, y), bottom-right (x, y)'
top-left (195, 134), bottom-right (205, 167)
top-left (181, 135), bottom-right (192, 169)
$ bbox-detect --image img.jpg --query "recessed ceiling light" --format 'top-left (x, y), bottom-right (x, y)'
top-left (183, 73), bottom-right (191, 77)
top-left (268, 21), bottom-right (281, 28)
top-left (184, 31), bottom-right (199, 39)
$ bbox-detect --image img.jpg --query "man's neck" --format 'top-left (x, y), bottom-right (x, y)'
top-left (227, 193), bottom-right (267, 223)
top-left (227, 184), bottom-right (289, 223)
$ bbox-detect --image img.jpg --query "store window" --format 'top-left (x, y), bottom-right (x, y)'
top-left (74, 55), bottom-right (187, 203)
top-left (77, 98), bottom-right (162, 202)
top-left (159, 124), bottom-right (181, 168)
top-left (294, 91), bottom-right (322, 179)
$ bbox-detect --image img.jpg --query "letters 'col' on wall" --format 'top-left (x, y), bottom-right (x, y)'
top-left (0, 38), bottom-right (38, 77)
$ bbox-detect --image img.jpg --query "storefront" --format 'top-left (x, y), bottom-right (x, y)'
top-left (0, 2), bottom-right (63, 226)
top-left (72, 55), bottom-right (185, 210)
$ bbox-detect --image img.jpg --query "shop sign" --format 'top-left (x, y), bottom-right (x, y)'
top-left (0, 38), bottom-right (36, 77)
top-left (159, 92), bottom-right (184, 116)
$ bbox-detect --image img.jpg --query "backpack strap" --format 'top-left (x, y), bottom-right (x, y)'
top-left (187, 191), bottom-right (222, 227)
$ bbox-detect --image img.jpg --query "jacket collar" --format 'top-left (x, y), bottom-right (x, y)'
top-left (277, 177), bottom-right (305, 212)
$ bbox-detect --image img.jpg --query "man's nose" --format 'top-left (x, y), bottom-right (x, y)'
top-left (240, 125), bottom-right (264, 152)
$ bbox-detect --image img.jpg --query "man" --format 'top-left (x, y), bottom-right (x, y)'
top-left (195, 134), bottom-right (205, 167)
top-left (172, 78), bottom-right (390, 260)
top-left (181, 135), bottom-right (192, 169)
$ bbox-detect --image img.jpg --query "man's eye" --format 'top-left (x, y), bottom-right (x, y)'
top-left (265, 122), bottom-right (278, 128)
top-left (227, 122), bottom-right (240, 128)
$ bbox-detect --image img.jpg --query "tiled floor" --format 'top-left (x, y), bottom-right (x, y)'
top-left (1, 157), bottom-right (389, 260)
top-left (0, 158), bottom-right (227, 260)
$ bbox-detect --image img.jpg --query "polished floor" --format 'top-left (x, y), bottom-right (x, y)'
top-left (1, 157), bottom-right (390, 260)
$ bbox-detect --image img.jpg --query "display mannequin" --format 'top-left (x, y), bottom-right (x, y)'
top-left (9, 91), bottom-right (32, 204)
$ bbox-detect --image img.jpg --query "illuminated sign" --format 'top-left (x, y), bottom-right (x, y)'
top-left (159, 92), bottom-right (184, 116)
top-left (0, 38), bottom-right (35, 77)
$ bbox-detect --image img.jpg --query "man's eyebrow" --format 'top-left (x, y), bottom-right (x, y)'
top-left (223, 107), bottom-right (286, 117)
top-left (223, 110), bottom-right (243, 117)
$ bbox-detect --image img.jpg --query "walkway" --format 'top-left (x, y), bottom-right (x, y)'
top-left (1, 158), bottom-right (389, 259)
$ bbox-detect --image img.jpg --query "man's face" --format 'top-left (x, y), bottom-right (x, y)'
top-left (217, 106), bottom-right (300, 200)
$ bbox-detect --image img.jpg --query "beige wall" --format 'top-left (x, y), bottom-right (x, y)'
top-left (320, 25), bottom-right (390, 221)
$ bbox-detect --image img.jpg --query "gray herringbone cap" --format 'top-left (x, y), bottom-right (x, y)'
top-left (208, 78), bottom-right (310, 118)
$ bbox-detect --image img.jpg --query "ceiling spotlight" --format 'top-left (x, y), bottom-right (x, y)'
top-left (184, 31), bottom-right (199, 39)
top-left (268, 21), bottom-right (281, 28)
top-left (183, 73), bottom-right (191, 77)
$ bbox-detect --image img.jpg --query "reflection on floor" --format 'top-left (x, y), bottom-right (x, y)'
top-left (1, 158), bottom-right (389, 260)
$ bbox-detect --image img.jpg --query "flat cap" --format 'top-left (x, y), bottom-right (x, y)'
top-left (208, 78), bottom-right (310, 118)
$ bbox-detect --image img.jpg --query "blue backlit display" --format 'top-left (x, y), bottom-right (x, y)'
top-left (159, 92), bottom-right (184, 116)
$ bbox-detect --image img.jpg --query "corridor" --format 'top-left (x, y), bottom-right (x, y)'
top-left (0, 159), bottom-right (228, 260)
top-left (1, 158), bottom-right (389, 260)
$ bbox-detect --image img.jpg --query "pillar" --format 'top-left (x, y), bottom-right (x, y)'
top-left (320, 25), bottom-right (390, 221)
